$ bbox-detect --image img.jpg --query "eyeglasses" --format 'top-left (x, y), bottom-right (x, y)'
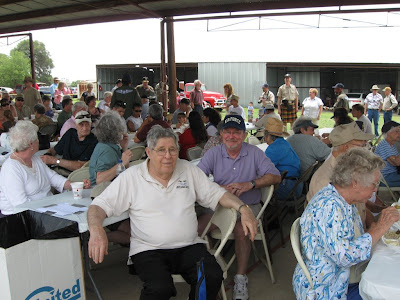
top-left (222, 130), bottom-right (243, 137)
top-left (152, 147), bottom-right (179, 156)
top-left (1, 103), bottom-right (9, 107)
top-left (16, 98), bottom-right (24, 102)
top-left (134, 110), bottom-right (142, 112)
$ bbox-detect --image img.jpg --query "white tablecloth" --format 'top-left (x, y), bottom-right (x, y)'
top-left (359, 241), bottom-right (400, 300)
top-left (15, 189), bottom-right (129, 233)
top-left (317, 127), bottom-right (333, 136)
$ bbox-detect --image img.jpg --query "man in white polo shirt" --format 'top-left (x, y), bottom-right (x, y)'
top-left (87, 125), bottom-right (257, 300)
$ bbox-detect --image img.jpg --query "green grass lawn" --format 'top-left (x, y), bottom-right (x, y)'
top-left (241, 108), bottom-right (400, 135)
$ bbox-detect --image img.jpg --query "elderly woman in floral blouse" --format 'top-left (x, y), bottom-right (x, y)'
top-left (293, 148), bottom-right (399, 300)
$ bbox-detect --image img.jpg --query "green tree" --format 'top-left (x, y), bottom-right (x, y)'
top-left (0, 51), bottom-right (31, 88)
top-left (11, 40), bottom-right (54, 84)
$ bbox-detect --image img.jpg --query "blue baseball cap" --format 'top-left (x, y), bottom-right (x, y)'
top-left (222, 115), bottom-right (246, 131)
top-left (332, 83), bottom-right (344, 89)
top-left (262, 83), bottom-right (269, 88)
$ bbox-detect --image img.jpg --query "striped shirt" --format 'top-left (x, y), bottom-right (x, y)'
top-left (375, 139), bottom-right (398, 175)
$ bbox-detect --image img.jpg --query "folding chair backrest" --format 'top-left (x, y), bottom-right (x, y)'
top-left (256, 185), bottom-right (274, 220)
top-left (187, 146), bottom-right (203, 161)
top-left (290, 218), bottom-right (313, 289)
top-left (129, 146), bottom-right (145, 161)
top-left (39, 123), bottom-right (57, 136)
top-left (68, 167), bottom-right (90, 182)
top-left (247, 136), bottom-right (261, 145)
top-left (129, 159), bottom-right (146, 167)
top-left (379, 172), bottom-right (398, 202)
top-left (300, 161), bottom-right (320, 184)
top-left (200, 205), bottom-right (236, 257)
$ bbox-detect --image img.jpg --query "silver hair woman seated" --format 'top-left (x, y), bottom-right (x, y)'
top-left (89, 111), bottom-right (132, 186)
top-left (293, 147), bottom-right (399, 300)
top-left (0, 121), bottom-right (89, 215)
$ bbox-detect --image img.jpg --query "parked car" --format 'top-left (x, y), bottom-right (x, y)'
top-left (0, 87), bottom-right (13, 94)
top-left (180, 83), bottom-right (226, 109)
top-left (347, 93), bottom-right (366, 109)
top-left (38, 86), bottom-right (51, 97)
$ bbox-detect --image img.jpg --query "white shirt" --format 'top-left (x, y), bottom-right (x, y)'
top-left (91, 159), bottom-right (226, 256)
top-left (302, 97), bottom-right (323, 119)
top-left (126, 116), bottom-right (143, 131)
top-left (0, 133), bottom-right (11, 152)
top-left (357, 114), bottom-right (373, 134)
top-left (365, 93), bottom-right (383, 110)
top-left (0, 156), bottom-right (67, 215)
top-left (228, 105), bottom-right (246, 120)
top-left (98, 100), bottom-right (111, 113)
top-left (206, 123), bottom-right (218, 137)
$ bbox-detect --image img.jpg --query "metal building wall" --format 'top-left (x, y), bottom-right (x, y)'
top-left (198, 62), bottom-right (266, 108)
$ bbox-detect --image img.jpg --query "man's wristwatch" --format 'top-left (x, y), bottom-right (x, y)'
top-left (251, 180), bottom-right (256, 189)
top-left (56, 159), bottom-right (61, 165)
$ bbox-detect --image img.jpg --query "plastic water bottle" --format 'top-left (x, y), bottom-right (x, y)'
top-left (116, 159), bottom-right (125, 177)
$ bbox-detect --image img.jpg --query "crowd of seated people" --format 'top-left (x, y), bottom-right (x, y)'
top-left (3, 76), bottom-right (400, 300)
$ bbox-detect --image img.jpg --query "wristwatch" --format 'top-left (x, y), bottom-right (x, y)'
top-left (238, 204), bottom-right (250, 214)
top-left (251, 180), bottom-right (256, 189)
top-left (56, 159), bottom-right (61, 165)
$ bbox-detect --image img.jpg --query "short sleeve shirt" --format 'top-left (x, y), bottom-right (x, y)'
top-left (89, 143), bottom-right (122, 185)
top-left (54, 128), bottom-right (98, 161)
top-left (126, 116), bottom-right (143, 131)
top-left (91, 159), bottom-right (226, 256)
top-left (302, 97), bottom-right (323, 119)
top-left (198, 143), bottom-right (280, 205)
top-left (265, 138), bottom-right (301, 178)
top-left (375, 139), bottom-right (398, 175)
top-left (277, 84), bottom-right (299, 101)
top-left (365, 93), bottom-right (383, 110)
top-left (136, 119), bottom-right (170, 142)
top-left (261, 91), bottom-right (275, 107)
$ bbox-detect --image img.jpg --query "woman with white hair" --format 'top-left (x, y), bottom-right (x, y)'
top-left (0, 121), bottom-right (89, 215)
top-left (293, 148), bottom-right (399, 300)
top-left (98, 91), bottom-right (112, 115)
top-left (301, 88), bottom-right (323, 124)
top-left (89, 111), bottom-right (132, 186)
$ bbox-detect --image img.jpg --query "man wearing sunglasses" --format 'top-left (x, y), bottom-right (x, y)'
top-left (14, 95), bottom-right (32, 120)
top-left (127, 104), bottom-right (143, 132)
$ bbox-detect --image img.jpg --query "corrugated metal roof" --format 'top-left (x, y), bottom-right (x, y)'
top-left (1, 0), bottom-right (400, 34)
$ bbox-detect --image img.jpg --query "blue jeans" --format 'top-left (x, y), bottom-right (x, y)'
top-left (193, 104), bottom-right (203, 116)
top-left (384, 110), bottom-right (393, 124)
top-left (367, 109), bottom-right (380, 136)
top-left (347, 283), bottom-right (362, 300)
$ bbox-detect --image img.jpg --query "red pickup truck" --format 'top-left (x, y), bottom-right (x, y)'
top-left (180, 83), bottom-right (226, 109)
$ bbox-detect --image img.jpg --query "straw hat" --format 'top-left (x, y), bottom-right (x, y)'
top-left (383, 87), bottom-right (392, 92)
top-left (370, 85), bottom-right (380, 91)
top-left (265, 118), bottom-right (289, 137)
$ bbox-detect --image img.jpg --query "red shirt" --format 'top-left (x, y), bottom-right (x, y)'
top-left (136, 119), bottom-right (170, 142)
top-left (179, 128), bottom-right (197, 159)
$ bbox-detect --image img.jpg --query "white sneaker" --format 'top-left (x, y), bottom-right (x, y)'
top-left (233, 274), bottom-right (249, 300)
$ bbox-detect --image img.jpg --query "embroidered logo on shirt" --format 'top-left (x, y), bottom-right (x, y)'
top-left (176, 180), bottom-right (189, 189)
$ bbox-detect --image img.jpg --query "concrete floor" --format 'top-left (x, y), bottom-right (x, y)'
top-left (84, 213), bottom-right (298, 300)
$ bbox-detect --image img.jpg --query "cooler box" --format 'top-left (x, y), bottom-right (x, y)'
top-left (0, 210), bottom-right (85, 300)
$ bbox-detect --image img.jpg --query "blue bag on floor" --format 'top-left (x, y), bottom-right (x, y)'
top-left (195, 258), bottom-right (206, 300)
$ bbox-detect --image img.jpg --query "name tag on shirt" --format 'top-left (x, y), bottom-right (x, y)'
top-left (176, 180), bottom-right (189, 189)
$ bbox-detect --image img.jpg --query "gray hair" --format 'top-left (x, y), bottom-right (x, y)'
top-left (149, 103), bottom-right (163, 120)
top-left (194, 79), bottom-right (201, 86)
top-left (331, 148), bottom-right (385, 187)
top-left (103, 91), bottom-right (112, 99)
top-left (264, 131), bottom-right (279, 142)
top-left (94, 111), bottom-right (125, 144)
top-left (147, 125), bottom-right (179, 150)
top-left (9, 121), bottom-right (39, 152)
top-left (72, 101), bottom-right (88, 114)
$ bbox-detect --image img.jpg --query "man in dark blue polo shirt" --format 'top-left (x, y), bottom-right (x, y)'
top-left (41, 111), bottom-right (97, 174)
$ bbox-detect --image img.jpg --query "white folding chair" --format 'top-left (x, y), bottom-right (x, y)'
top-left (247, 136), bottom-right (261, 145)
top-left (129, 159), bottom-right (146, 167)
top-left (129, 146), bottom-right (146, 162)
top-left (172, 205), bottom-right (237, 300)
top-left (186, 146), bottom-right (203, 161)
top-left (81, 160), bottom-right (90, 168)
top-left (290, 218), bottom-right (313, 289)
top-left (210, 185), bottom-right (276, 284)
top-left (67, 167), bottom-right (90, 182)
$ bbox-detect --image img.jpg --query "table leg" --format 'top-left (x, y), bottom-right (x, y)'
top-left (81, 232), bottom-right (104, 300)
